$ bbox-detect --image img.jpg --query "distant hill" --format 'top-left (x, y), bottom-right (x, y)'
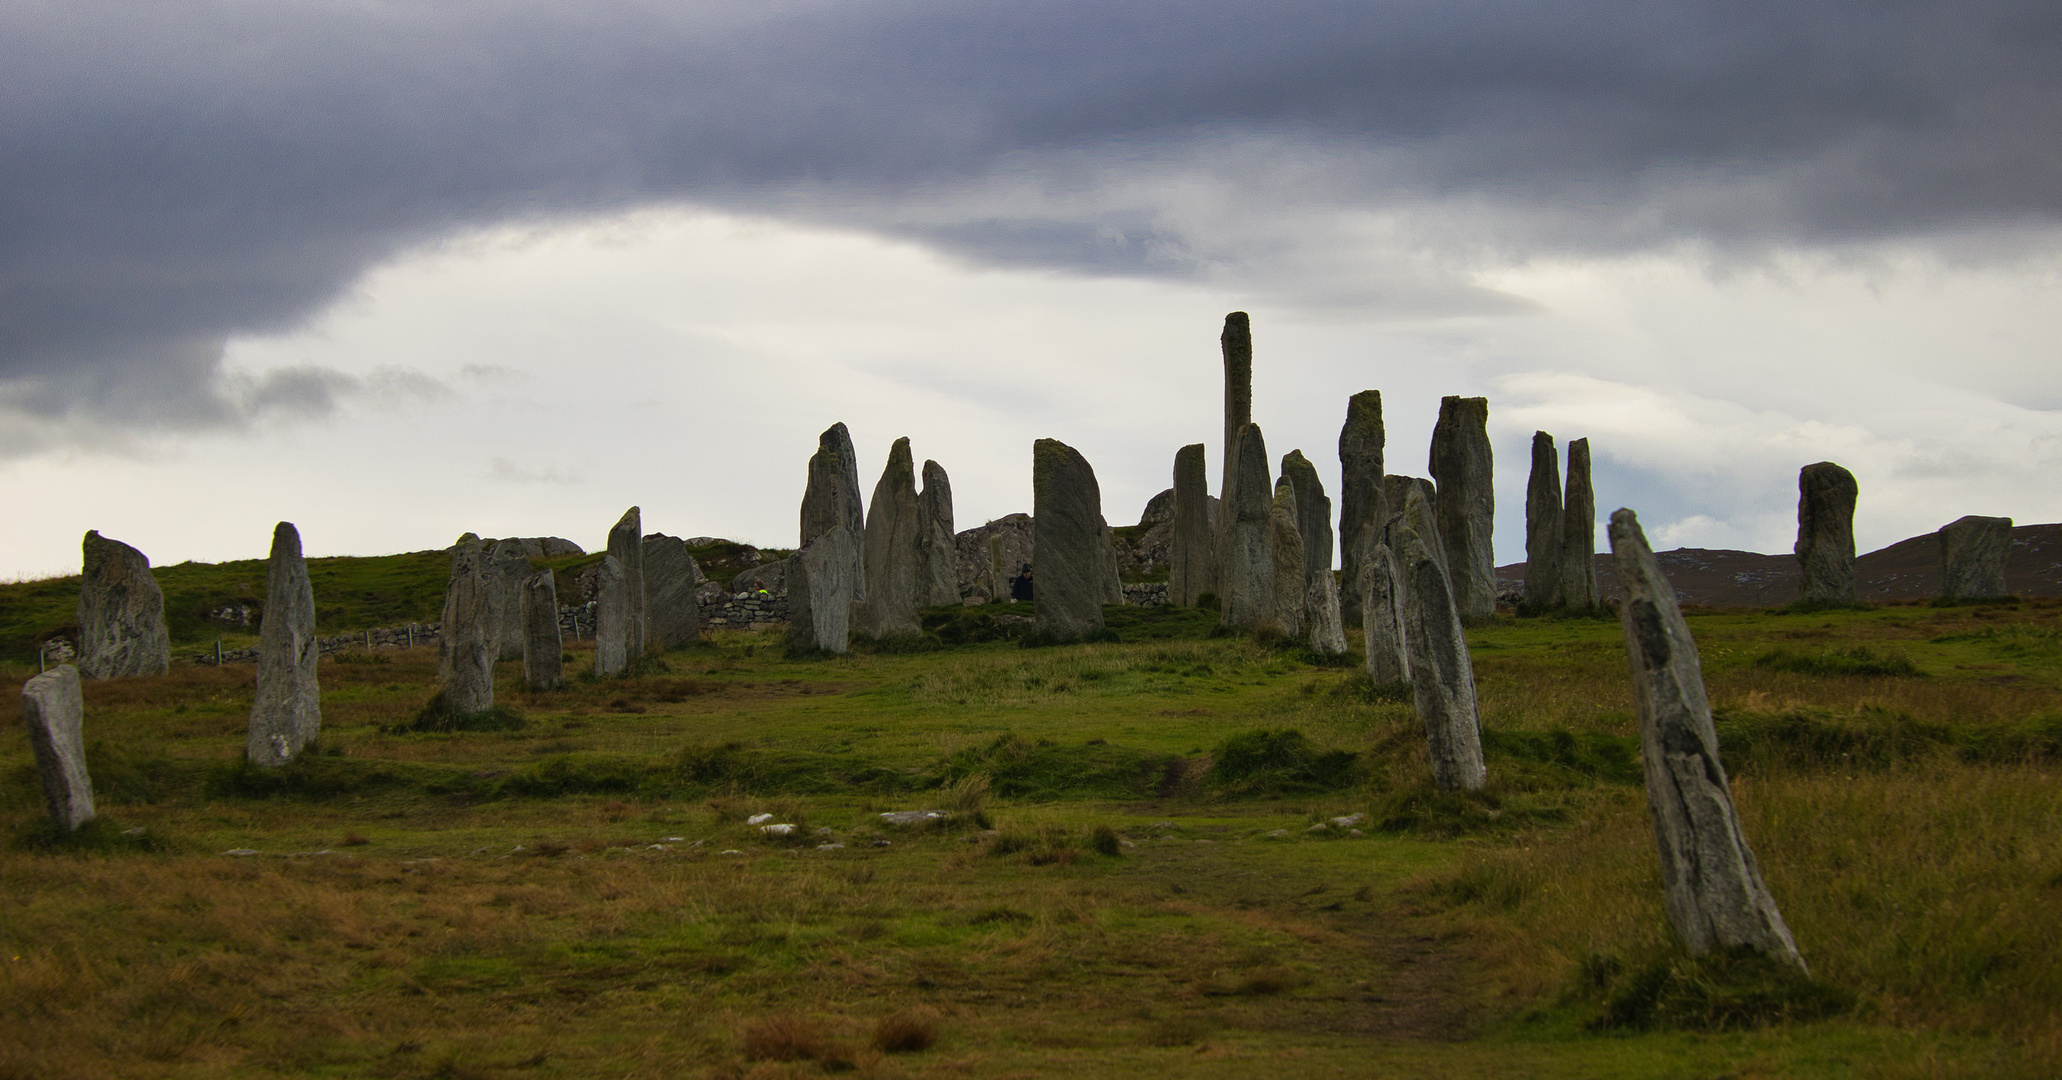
top-left (1496, 522), bottom-right (2062, 607)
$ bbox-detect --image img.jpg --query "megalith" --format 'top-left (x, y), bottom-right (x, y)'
top-left (606, 507), bottom-right (647, 662)
top-left (1524, 431), bottom-right (1565, 611)
top-left (21, 665), bottom-right (94, 832)
top-left (1220, 312), bottom-right (1253, 500)
top-left (916, 460), bottom-right (960, 607)
top-left (1032, 438), bottom-right (1110, 641)
top-left (437, 533), bottom-right (497, 713)
top-left (1305, 567), bottom-right (1349, 656)
top-left (247, 522), bottom-right (321, 766)
top-left (1362, 539), bottom-right (1410, 686)
top-left (1429, 396), bottom-right (1496, 620)
top-left (1270, 478), bottom-right (1306, 637)
top-left (1609, 508), bottom-right (1805, 969)
top-left (593, 555), bottom-right (630, 676)
top-left (800, 421), bottom-right (867, 608)
top-left (76, 531), bottom-right (171, 679)
top-left (1220, 423), bottom-right (1276, 629)
top-left (789, 525), bottom-right (857, 653)
top-left (859, 438), bottom-right (924, 639)
top-left (1282, 450), bottom-right (1345, 651)
top-left (1560, 438), bottom-right (1599, 610)
top-left (643, 533), bottom-right (702, 651)
top-left (486, 538), bottom-right (532, 662)
top-left (1338, 391), bottom-right (1387, 624)
top-left (1795, 462), bottom-right (1859, 605)
top-left (1939, 515), bottom-right (2012, 601)
top-left (520, 570), bottom-right (562, 691)
top-left (1385, 475), bottom-right (1444, 573)
top-left (1395, 487), bottom-right (1486, 791)
top-left (1170, 443), bottom-right (1217, 606)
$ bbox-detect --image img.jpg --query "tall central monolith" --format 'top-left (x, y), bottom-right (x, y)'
top-left (247, 522), bottom-right (321, 766)
top-left (1220, 312), bottom-right (1252, 501)
top-left (1524, 431), bottom-right (1564, 612)
top-left (1032, 439), bottom-right (1109, 641)
top-left (1795, 462), bottom-right (1858, 605)
top-left (1338, 391), bottom-right (1386, 624)
top-left (1429, 396), bottom-right (1496, 620)
top-left (1170, 444), bottom-right (1216, 606)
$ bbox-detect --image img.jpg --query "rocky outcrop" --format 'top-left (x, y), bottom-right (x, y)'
top-left (1795, 462), bottom-right (1859, 605)
top-left (1939, 515), bottom-right (2012, 601)
top-left (20, 665), bottom-right (93, 832)
top-left (1033, 439), bottom-right (1111, 641)
top-left (1560, 438), bottom-right (1599, 610)
top-left (76, 531), bottom-right (171, 679)
top-left (859, 438), bottom-right (924, 638)
top-left (1429, 396), bottom-right (1496, 620)
top-left (1524, 431), bottom-right (1564, 611)
top-left (247, 523), bottom-right (321, 766)
top-left (1171, 444), bottom-right (1216, 606)
top-left (1338, 390), bottom-right (1386, 624)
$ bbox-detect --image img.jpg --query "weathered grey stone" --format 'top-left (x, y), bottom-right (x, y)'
top-left (1281, 450), bottom-right (1344, 650)
top-left (1338, 391), bottom-right (1387, 625)
top-left (486, 539), bottom-right (532, 662)
top-left (1099, 523), bottom-right (1125, 605)
top-left (1361, 540), bottom-right (1410, 685)
top-left (247, 522), bottom-right (321, 766)
top-left (789, 524), bottom-right (858, 652)
top-left (1394, 487), bottom-right (1486, 791)
top-left (729, 559), bottom-right (783, 598)
top-left (1939, 515), bottom-right (2013, 601)
top-left (954, 514), bottom-right (1033, 603)
top-left (437, 533), bottom-right (497, 713)
top-left (1524, 431), bottom-right (1564, 611)
top-left (1032, 438), bottom-right (1110, 641)
top-left (1429, 395), bottom-right (1496, 620)
top-left (1220, 423), bottom-right (1275, 629)
top-left (858, 438), bottom-right (924, 638)
top-left (1305, 567), bottom-right (1349, 656)
top-left (1170, 444), bottom-right (1217, 607)
top-left (1609, 508), bottom-right (1805, 968)
top-left (1270, 478), bottom-right (1306, 636)
top-left (20, 664), bottom-right (93, 831)
top-left (1795, 462), bottom-right (1859, 605)
top-left (607, 507), bottom-right (646, 661)
top-left (1385, 475), bottom-right (1444, 573)
top-left (1560, 438), bottom-right (1599, 610)
top-left (593, 555), bottom-right (629, 676)
top-left (1139, 487), bottom-right (1175, 526)
top-left (917, 460), bottom-right (960, 606)
top-left (800, 421), bottom-right (867, 607)
top-left (642, 533), bottom-right (702, 651)
top-left (520, 571), bottom-right (562, 691)
top-left (1220, 311), bottom-right (1252, 500)
top-left (76, 531), bottom-right (171, 679)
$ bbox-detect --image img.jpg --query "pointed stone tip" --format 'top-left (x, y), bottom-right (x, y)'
top-left (1223, 310), bottom-right (1248, 327)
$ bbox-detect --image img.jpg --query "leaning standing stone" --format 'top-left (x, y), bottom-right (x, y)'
top-left (642, 533), bottom-right (702, 651)
top-left (1032, 438), bottom-right (1111, 641)
top-left (1220, 423), bottom-right (1276, 629)
top-left (1270, 478), bottom-right (1306, 637)
top-left (788, 524), bottom-right (857, 653)
top-left (1338, 391), bottom-right (1387, 624)
top-left (1394, 488), bottom-right (1486, 791)
top-left (1559, 438), bottom-right (1599, 610)
top-left (1609, 508), bottom-right (1805, 968)
top-left (1795, 462), bottom-right (1859, 605)
top-left (1362, 540), bottom-right (1411, 685)
top-left (1170, 444), bottom-right (1217, 606)
top-left (1524, 431), bottom-right (1565, 612)
top-left (917, 460), bottom-right (960, 606)
top-left (801, 421), bottom-right (868, 608)
top-left (247, 522), bottom-right (321, 766)
top-left (76, 531), bottom-right (172, 679)
top-left (487, 538), bottom-right (532, 662)
top-left (1305, 568), bottom-right (1349, 656)
top-left (520, 570), bottom-right (562, 691)
top-left (1429, 395), bottom-right (1496, 620)
top-left (859, 438), bottom-right (924, 638)
top-left (607, 507), bottom-right (647, 661)
top-left (437, 533), bottom-right (497, 712)
top-left (1939, 515), bottom-right (2013, 601)
top-left (593, 555), bottom-right (630, 676)
top-left (21, 665), bottom-right (94, 831)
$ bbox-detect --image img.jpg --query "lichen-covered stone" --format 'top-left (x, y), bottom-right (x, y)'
top-left (1560, 438), bottom-right (1599, 610)
top-left (1939, 514), bottom-right (2012, 601)
top-left (917, 460), bottom-right (960, 606)
top-left (1610, 508), bottom-right (1805, 969)
top-left (486, 538), bottom-right (532, 662)
top-left (1795, 462), bottom-right (1859, 605)
top-left (1524, 431), bottom-right (1564, 611)
top-left (1171, 443), bottom-right (1216, 606)
top-left (437, 533), bottom-right (497, 713)
top-left (1305, 568), bottom-right (1349, 657)
top-left (1394, 488), bottom-right (1486, 791)
top-left (1429, 396), bottom-right (1496, 620)
top-left (247, 523), bottom-right (321, 766)
top-left (1032, 439), bottom-right (1110, 641)
top-left (593, 555), bottom-right (629, 676)
top-left (77, 531), bottom-right (171, 679)
top-left (1338, 391), bottom-right (1386, 624)
top-left (800, 422), bottom-right (867, 609)
top-left (606, 507), bottom-right (646, 662)
top-left (1219, 423), bottom-right (1276, 629)
top-left (789, 525), bottom-right (857, 653)
top-left (642, 533), bottom-right (702, 651)
top-left (1270, 478), bottom-right (1306, 637)
top-left (859, 438), bottom-right (923, 638)
top-left (20, 664), bottom-right (93, 831)
top-left (1362, 540), bottom-right (1410, 685)
top-left (521, 570), bottom-right (562, 691)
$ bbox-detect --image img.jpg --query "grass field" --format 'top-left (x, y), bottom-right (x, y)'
top-left (2, 593), bottom-right (2059, 1078)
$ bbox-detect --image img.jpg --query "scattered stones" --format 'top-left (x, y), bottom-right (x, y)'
top-left (1395, 488), bottom-right (1487, 791)
top-left (1361, 539), bottom-right (1411, 686)
top-left (1220, 423), bottom-right (1276, 629)
top-left (20, 664), bottom-right (93, 832)
top-left (1429, 396), bottom-right (1496, 620)
top-left (1270, 477), bottom-right (1306, 637)
top-left (760, 823), bottom-right (797, 836)
top-left (1524, 431), bottom-right (1565, 611)
top-left (1032, 438), bottom-right (1110, 641)
top-left (437, 533), bottom-right (497, 714)
top-left (1939, 515), bottom-right (2013, 601)
top-left (607, 507), bottom-right (647, 661)
top-left (801, 421), bottom-right (868, 609)
top-left (880, 810), bottom-right (944, 825)
top-left (1609, 507), bottom-right (1806, 969)
top-left (521, 570), bottom-right (562, 692)
top-left (1170, 443), bottom-right (1217, 607)
top-left (593, 555), bottom-right (630, 676)
top-left (859, 438), bottom-right (924, 639)
top-left (917, 459), bottom-right (960, 607)
top-left (788, 524), bottom-right (857, 653)
top-left (1330, 813), bottom-right (1366, 828)
top-left (1560, 437), bottom-right (1600, 610)
top-left (1795, 462), bottom-right (1860, 605)
top-left (1220, 311), bottom-right (1253, 499)
top-left (486, 538), bottom-right (532, 662)
top-left (1338, 390), bottom-right (1387, 624)
top-left (247, 522), bottom-right (321, 767)
top-left (75, 531), bottom-right (171, 679)
top-left (642, 533), bottom-right (702, 651)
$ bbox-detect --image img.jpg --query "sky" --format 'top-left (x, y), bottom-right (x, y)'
top-left (3, 1), bottom-right (2060, 577)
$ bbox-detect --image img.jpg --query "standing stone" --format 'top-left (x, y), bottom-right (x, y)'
top-left (1795, 462), bottom-right (1859, 605)
top-left (1099, 523), bottom-right (1126, 605)
top-left (1270, 478), bottom-right (1306, 637)
top-left (1220, 312), bottom-right (1252, 501)
top-left (916, 460), bottom-right (960, 607)
top-left (790, 525), bottom-right (857, 652)
top-left (1032, 439), bottom-right (1110, 641)
top-left (642, 533), bottom-right (702, 651)
top-left (486, 539), bottom-right (532, 662)
top-left (1386, 475), bottom-right (1445, 573)
top-left (1394, 487), bottom-right (1487, 791)
top-left (1282, 450), bottom-right (1345, 651)
top-left (247, 522), bottom-right (321, 766)
top-left (1306, 568), bottom-right (1349, 656)
top-left (1609, 508), bottom-right (1805, 969)
top-left (607, 507), bottom-right (647, 662)
top-left (1170, 444), bottom-right (1217, 607)
top-left (1523, 431), bottom-right (1565, 612)
top-left (1429, 396), bottom-right (1496, 620)
top-left (1939, 515), bottom-right (2013, 601)
top-left (858, 438), bottom-right (924, 638)
top-left (437, 533), bottom-right (497, 713)
top-left (20, 665), bottom-right (93, 832)
top-left (800, 421), bottom-right (868, 609)
top-left (1560, 438), bottom-right (1600, 611)
top-left (593, 555), bottom-right (629, 676)
top-left (520, 571), bottom-right (562, 691)
top-left (1338, 391), bottom-right (1387, 624)
top-left (76, 531), bottom-right (171, 679)
top-left (1220, 423), bottom-right (1276, 629)
top-left (1362, 540), bottom-right (1410, 685)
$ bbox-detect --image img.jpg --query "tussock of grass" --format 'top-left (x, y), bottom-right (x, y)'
top-left (1754, 645), bottom-right (1924, 677)
top-left (1206, 728), bottom-right (1360, 795)
top-left (1588, 948), bottom-right (1857, 1032)
top-left (400, 690), bottom-right (527, 733)
top-left (871, 1008), bottom-right (939, 1053)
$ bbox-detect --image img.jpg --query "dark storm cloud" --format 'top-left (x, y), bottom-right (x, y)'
top-left (3, 0), bottom-right (2059, 442)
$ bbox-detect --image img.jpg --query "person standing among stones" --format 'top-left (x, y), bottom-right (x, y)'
top-left (1011, 564), bottom-right (1034, 602)
top-left (76, 530), bottom-right (171, 679)
top-left (1523, 431), bottom-right (1565, 613)
top-left (247, 522), bottom-right (321, 766)
top-left (1795, 462), bottom-right (1859, 606)
top-left (1429, 396), bottom-right (1496, 621)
